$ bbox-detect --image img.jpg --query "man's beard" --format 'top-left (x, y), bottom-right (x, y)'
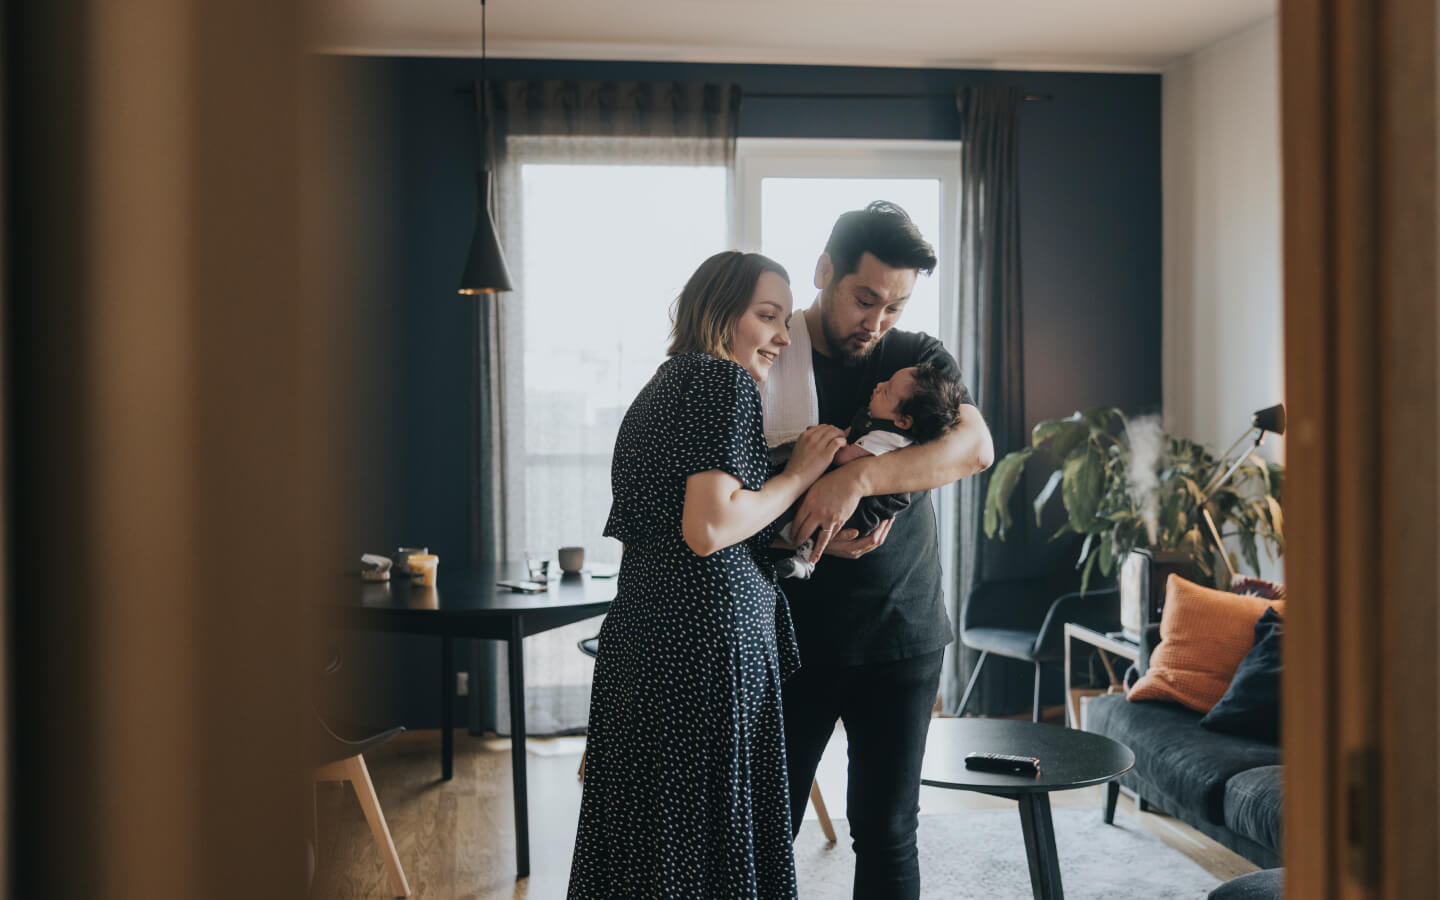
top-left (820, 308), bottom-right (879, 367)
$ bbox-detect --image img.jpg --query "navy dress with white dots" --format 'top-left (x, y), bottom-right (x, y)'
top-left (568, 353), bottom-right (800, 900)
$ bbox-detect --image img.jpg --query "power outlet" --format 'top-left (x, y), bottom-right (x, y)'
top-left (456, 671), bottom-right (469, 696)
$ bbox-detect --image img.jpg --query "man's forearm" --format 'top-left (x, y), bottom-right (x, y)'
top-left (847, 404), bottom-right (994, 496)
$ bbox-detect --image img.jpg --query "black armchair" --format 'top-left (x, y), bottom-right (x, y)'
top-left (957, 569), bottom-right (1120, 722)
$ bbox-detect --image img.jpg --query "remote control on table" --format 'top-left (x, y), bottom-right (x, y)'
top-left (964, 752), bottom-right (1041, 775)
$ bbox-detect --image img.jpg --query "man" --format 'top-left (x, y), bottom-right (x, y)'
top-left (777, 202), bottom-right (993, 899)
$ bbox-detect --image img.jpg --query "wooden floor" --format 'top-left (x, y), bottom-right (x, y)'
top-left (312, 722), bottom-right (1260, 899)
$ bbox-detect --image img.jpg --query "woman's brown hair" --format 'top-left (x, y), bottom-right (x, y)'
top-left (668, 251), bottom-right (789, 359)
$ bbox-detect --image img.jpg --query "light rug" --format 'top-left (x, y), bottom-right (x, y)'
top-left (794, 809), bottom-right (1223, 899)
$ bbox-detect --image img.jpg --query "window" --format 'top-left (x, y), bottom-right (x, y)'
top-left (517, 140), bottom-right (961, 569)
top-left (504, 137), bottom-right (964, 734)
top-left (518, 161), bottom-right (729, 567)
top-left (737, 139), bottom-right (961, 342)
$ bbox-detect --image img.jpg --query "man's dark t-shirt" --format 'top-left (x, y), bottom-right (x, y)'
top-left (779, 328), bottom-right (974, 667)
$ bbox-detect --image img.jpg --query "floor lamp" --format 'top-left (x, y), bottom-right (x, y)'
top-left (1198, 403), bottom-right (1286, 582)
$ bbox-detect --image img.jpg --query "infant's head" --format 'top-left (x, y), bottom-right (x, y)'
top-left (867, 363), bottom-right (966, 443)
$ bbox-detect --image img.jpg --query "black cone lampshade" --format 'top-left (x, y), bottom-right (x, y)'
top-left (458, 172), bottom-right (513, 295)
top-left (1251, 403), bottom-right (1285, 435)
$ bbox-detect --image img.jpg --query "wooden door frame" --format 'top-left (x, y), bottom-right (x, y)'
top-left (7, 2), bottom-right (317, 897)
top-left (1280, 0), bottom-right (1437, 897)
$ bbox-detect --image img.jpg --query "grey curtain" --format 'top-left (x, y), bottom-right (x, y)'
top-left (469, 80), bottom-right (741, 735)
top-left (492, 80), bottom-right (742, 141)
top-left (942, 86), bottom-right (1032, 715)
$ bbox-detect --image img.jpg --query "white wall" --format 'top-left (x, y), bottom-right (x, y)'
top-left (1163, 16), bottom-right (1284, 464)
top-left (1163, 16), bottom-right (1283, 580)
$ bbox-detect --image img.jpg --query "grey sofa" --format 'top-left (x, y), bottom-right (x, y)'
top-left (1084, 626), bottom-right (1283, 870)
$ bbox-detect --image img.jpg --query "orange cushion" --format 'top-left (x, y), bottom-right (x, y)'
top-left (1128, 575), bottom-right (1285, 714)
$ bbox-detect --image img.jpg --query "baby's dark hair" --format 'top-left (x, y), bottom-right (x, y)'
top-left (899, 363), bottom-right (967, 443)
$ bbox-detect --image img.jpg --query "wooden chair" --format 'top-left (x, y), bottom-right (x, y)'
top-left (311, 712), bottom-right (411, 897)
top-left (577, 635), bottom-right (837, 843)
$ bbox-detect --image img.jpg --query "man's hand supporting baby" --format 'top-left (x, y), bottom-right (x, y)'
top-left (790, 403), bottom-right (994, 561)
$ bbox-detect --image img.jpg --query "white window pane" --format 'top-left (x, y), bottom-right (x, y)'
top-left (520, 164), bottom-right (728, 566)
top-left (760, 178), bottom-right (942, 339)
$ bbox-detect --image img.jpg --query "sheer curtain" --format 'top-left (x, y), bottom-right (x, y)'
top-left (470, 81), bottom-right (740, 735)
top-left (942, 86), bottom-right (1033, 715)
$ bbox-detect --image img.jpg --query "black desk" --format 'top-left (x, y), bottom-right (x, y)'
top-left (326, 563), bottom-right (613, 878)
top-left (921, 718), bottom-right (1134, 900)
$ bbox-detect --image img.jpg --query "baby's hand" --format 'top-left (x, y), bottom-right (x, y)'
top-left (832, 443), bottom-right (873, 467)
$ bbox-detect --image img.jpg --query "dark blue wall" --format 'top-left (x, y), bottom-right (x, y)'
top-left (325, 56), bottom-right (1161, 728)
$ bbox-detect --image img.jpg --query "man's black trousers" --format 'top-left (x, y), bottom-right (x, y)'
top-left (783, 648), bottom-right (945, 900)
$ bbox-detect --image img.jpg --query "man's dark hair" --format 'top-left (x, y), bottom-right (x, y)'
top-left (899, 363), bottom-right (966, 443)
top-left (823, 201), bottom-right (938, 281)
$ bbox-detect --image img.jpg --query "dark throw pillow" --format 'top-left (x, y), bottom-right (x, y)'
top-left (1200, 607), bottom-right (1283, 743)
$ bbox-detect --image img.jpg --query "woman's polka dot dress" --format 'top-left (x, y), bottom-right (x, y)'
top-left (568, 353), bottom-right (800, 900)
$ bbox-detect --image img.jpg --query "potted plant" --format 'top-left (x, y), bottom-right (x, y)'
top-left (982, 407), bottom-right (1284, 593)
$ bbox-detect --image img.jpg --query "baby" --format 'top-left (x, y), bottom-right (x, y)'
top-left (775, 362), bottom-right (967, 579)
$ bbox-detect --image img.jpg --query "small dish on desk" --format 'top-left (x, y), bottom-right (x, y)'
top-left (586, 565), bottom-right (619, 579)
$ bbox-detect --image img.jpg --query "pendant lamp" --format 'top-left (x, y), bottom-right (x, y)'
top-left (458, 0), bottom-right (513, 295)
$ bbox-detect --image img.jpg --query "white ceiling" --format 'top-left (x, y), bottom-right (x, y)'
top-left (309, 0), bottom-right (1277, 72)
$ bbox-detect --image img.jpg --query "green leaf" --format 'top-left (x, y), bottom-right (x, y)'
top-left (1252, 459), bottom-right (1273, 493)
top-left (1080, 548), bottom-right (1098, 595)
top-left (1031, 417), bottom-right (1091, 461)
top-left (982, 449), bottom-right (1032, 538)
top-left (1098, 535), bottom-right (1114, 577)
top-left (1182, 527), bottom-right (1206, 566)
top-left (1265, 496), bottom-right (1284, 539)
top-left (1032, 470), bottom-right (1064, 525)
top-left (1061, 444), bottom-right (1105, 532)
top-left (1077, 532), bottom-right (1094, 569)
top-left (1081, 406), bottom-right (1119, 432)
top-left (1239, 529), bottom-right (1260, 575)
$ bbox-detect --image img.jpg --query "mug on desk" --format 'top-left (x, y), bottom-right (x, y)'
top-left (558, 546), bottom-right (585, 574)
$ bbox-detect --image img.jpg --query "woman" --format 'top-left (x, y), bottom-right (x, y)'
top-left (568, 252), bottom-right (845, 899)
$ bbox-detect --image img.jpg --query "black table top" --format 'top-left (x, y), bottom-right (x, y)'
top-left (921, 719), bottom-right (1134, 794)
top-left (321, 562), bottom-right (615, 638)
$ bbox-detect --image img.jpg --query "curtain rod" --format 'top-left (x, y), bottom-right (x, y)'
top-left (748, 91), bottom-right (1052, 102)
top-left (453, 85), bottom-right (1053, 102)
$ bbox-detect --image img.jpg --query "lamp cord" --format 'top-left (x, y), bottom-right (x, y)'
top-left (479, 0), bottom-right (490, 172)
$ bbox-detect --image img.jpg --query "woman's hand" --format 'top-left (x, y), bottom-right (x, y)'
top-left (783, 424), bottom-right (847, 485)
top-left (680, 427), bottom-right (841, 559)
top-left (789, 465), bottom-right (865, 560)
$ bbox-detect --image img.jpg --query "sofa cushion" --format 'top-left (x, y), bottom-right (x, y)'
top-left (1129, 575), bottom-right (1283, 713)
top-left (1086, 693), bottom-right (1281, 825)
top-left (1224, 766), bottom-right (1283, 852)
top-left (1201, 608), bottom-right (1283, 743)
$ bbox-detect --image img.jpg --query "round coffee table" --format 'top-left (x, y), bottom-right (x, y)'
top-left (921, 719), bottom-right (1134, 900)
